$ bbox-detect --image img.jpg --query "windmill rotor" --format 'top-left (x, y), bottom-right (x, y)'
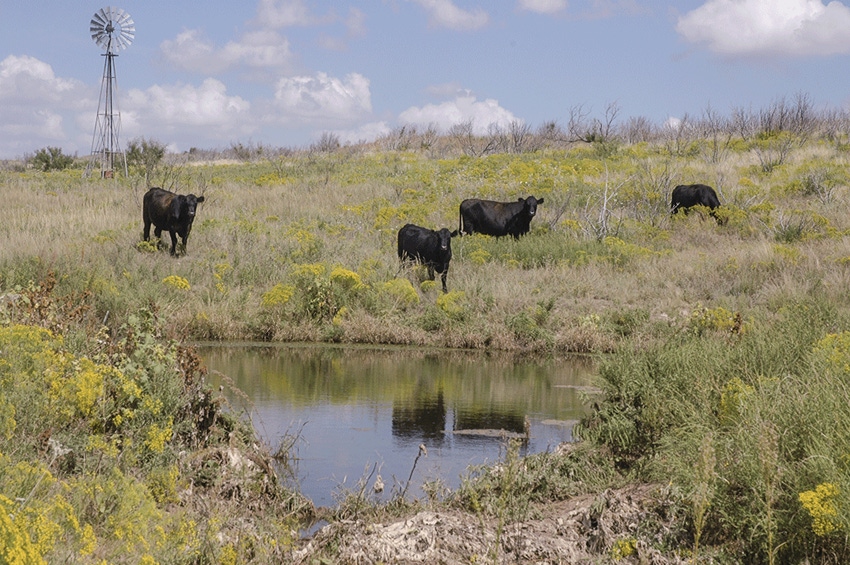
top-left (90, 6), bottom-right (135, 53)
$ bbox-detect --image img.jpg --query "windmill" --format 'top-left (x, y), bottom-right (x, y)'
top-left (84, 6), bottom-right (134, 178)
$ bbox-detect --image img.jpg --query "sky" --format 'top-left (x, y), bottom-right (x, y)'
top-left (1, 0), bottom-right (850, 159)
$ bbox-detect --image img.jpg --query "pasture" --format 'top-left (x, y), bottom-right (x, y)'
top-left (5, 119), bottom-right (850, 562)
top-left (4, 134), bottom-right (850, 353)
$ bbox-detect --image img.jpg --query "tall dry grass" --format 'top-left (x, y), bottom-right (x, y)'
top-left (2, 139), bottom-right (850, 354)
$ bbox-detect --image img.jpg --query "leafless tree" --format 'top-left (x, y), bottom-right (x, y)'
top-left (450, 119), bottom-right (496, 157)
top-left (621, 116), bottom-right (656, 144)
top-left (662, 113), bottom-right (693, 156)
top-left (583, 165), bottom-right (629, 241)
top-left (536, 120), bottom-right (568, 148)
top-left (568, 101), bottom-right (621, 143)
top-left (697, 104), bottom-right (733, 164)
top-left (631, 158), bottom-right (678, 224)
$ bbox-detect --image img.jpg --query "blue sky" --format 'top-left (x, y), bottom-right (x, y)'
top-left (1, 0), bottom-right (850, 159)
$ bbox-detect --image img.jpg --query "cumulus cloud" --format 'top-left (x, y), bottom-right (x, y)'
top-left (273, 72), bottom-right (372, 123)
top-left (160, 28), bottom-right (293, 74)
top-left (0, 55), bottom-right (82, 104)
top-left (411, 0), bottom-right (490, 30)
top-left (518, 0), bottom-right (568, 14)
top-left (398, 94), bottom-right (520, 133)
top-left (677, 0), bottom-right (850, 57)
top-left (123, 79), bottom-right (253, 141)
top-left (0, 56), bottom-right (90, 154)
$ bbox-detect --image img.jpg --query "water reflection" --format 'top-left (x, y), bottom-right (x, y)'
top-left (198, 343), bottom-right (595, 508)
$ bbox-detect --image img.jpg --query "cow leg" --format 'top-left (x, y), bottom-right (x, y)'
top-left (427, 265), bottom-right (435, 282)
top-left (440, 270), bottom-right (448, 293)
top-left (143, 221), bottom-right (151, 241)
top-left (169, 231), bottom-right (179, 256)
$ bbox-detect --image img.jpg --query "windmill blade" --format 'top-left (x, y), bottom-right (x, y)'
top-left (90, 6), bottom-right (135, 51)
top-left (114, 8), bottom-right (132, 26)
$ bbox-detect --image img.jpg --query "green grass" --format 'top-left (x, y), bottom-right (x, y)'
top-left (6, 125), bottom-right (850, 561)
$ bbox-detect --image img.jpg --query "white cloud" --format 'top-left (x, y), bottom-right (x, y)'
top-left (398, 94), bottom-right (520, 133)
top-left (411, 0), bottom-right (490, 30)
top-left (123, 79), bottom-right (252, 139)
top-left (0, 56), bottom-right (90, 154)
top-left (160, 28), bottom-right (293, 74)
top-left (518, 0), bottom-right (568, 14)
top-left (0, 55), bottom-right (82, 104)
top-left (333, 121), bottom-right (392, 145)
top-left (273, 72), bottom-right (372, 123)
top-left (677, 0), bottom-right (850, 57)
top-left (255, 0), bottom-right (320, 28)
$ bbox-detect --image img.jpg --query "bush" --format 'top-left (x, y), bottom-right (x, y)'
top-left (31, 146), bottom-right (74, 172)
top-left (578, 298), bottom-right (850, 562)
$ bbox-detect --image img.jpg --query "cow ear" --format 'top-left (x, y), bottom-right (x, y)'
top-left (538, 198), bottom-right (544, 204)
top-left (450, 230), bottom-right (458, 238)
top-left (196, 196), bottom-right (205, 203)
top-left (518, 197), bottom-right (524, 202)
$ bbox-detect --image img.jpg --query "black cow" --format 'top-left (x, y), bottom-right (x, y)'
top-left (397, 224), bottom-right (454, 293)
top-left (458, 196), bottom-right (544, 238)
top-left (142, 187), bottom-right (205, 256)
top-left (671, 184), bottom-right (722, 223)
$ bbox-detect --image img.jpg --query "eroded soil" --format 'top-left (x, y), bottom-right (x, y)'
top-left (294, 484), bottom-right (691, 564)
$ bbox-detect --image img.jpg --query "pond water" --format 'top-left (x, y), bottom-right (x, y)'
top-left (198, 343), bottom-right (596, 508)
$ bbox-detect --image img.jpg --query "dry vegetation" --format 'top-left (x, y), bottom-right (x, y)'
top-left (6, 94), bottom-right (850, 562)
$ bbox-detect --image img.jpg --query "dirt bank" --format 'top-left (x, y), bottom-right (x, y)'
top-left (294, 483), bottom-right (690, 564)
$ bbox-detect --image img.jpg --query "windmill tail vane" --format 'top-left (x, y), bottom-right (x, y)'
top-left (85, 6), bottom-right (134, 179)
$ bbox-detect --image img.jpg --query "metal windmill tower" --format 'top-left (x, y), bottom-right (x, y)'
top-left (85, 7), bottom-right (134, 178)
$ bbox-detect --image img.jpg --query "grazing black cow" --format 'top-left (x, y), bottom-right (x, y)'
top-left (458, 196), bottom-right (544, 238)
top-left (671, 184), bottom-right (722, 223)
top-left (397, 224), bottom-right (454, 293)
top-left (142, 187), bottom-right (205, 256)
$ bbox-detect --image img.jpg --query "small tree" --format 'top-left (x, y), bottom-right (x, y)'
top-left (126, 137), bottom-right (166, 185)
top-left (31, 146), bottom-right (74, 171)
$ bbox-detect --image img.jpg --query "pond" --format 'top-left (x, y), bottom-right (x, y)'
top-left (198, 343), bottom-right (596, 508)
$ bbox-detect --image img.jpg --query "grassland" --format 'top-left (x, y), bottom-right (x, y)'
top-left (5, 107), bottom-right (850, 562)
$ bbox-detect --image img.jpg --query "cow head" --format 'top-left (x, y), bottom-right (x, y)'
top-left (171, 194), bottom-right (205, 220)
top-left (519, 196), bottom-right (544, 216)
top-left (436, 228), bottom-right (454, 252)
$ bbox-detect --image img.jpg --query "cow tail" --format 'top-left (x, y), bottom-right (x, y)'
top-left (458, 207), bottom-right (464, 236)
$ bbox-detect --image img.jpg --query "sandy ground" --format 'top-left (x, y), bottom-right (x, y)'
top-left (294, 483), bottom-right (691, 564)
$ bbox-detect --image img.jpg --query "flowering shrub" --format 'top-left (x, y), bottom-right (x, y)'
top-left (162, 275), bottom-right (190, 291)
top-left (382, 278), bottom-right (420, 307)
top-left (799, 483), bottom-right (841, 537)
top-left (687, 305), bottom-right (737, 335)
top-left (262, 284), bottom-right (295, 308)
top-left (214, 262), bottom-right (232, 295)
top-left (610, 537), bottom-right (637, 560)
top-left (468, 247), bottom-right (491, 265)
top-left (813, 331), bottom-right (850, 375)
top-left (437, 290), bottom-right (467, 321)
top-left (330, 267), bottom-right (364, 290)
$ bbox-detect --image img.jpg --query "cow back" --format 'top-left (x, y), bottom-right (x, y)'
top-left (459, 196), bottom-right (542, 237)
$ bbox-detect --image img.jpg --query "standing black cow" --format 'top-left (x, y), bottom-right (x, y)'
top-left (397, 224), bottom-right (454, 293)
top-left (671, 184), bottom-right (722, 223)
top-left (142, 187), bottom-right (205, 256)
top-left (458, 196), bottom-right (544, 238)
